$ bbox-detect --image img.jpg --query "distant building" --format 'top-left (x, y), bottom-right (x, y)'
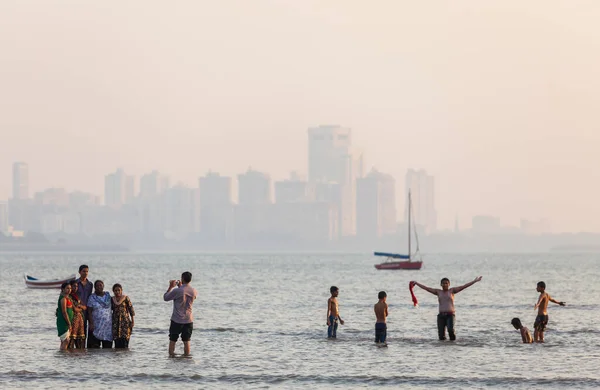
top-left (12, 162), bottom-right (29, 200)
top-left (137, 171), bottom-right (170, 236)
top-left (404, 169), bottom-right (437, 234)
top-left (34, 188), bottom-right (69, 209)
top-left (308, 125), bottom-right (353, 183)
top-left (356, 169), bottom-right (396, 239)
top-left (307, 125), bottom-right (363, 237)
top-left (104, 169), bottom-right (135, 207)
top-left (7, 198), bottom-right (38, 232)
top-left (125, 175), bottom-right (136, 203)
top-left (268, 202), bottom-right (338, 243)
top-left (472, 215), bottom-right (501, 234)
top-left (164, 185), bottom-right (200, 239)
top-left (235, 169), bottom-right (272, 243)
top-left (238, 168), bottom-right (271, 205)
top-left (140, 170), bottom-right (170, 198)
top-left (233, 203), bottom-right (272, 244)
top-left (69, 191), bottom-right (100, 210)
top-left (198, 172), bottom-right (233, 242)
top-left (274, 172), bottom-right (314, 203)
top-left (0, 201), bottom-right (8, 234)
top-left (520, 218), bottom-right (551, 235)
top-left (40, 212), bottom-right (81, 235)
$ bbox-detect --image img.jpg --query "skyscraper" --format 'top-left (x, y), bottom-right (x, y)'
top-left (307, 125), bottom-right (362, 237)
top-left (198, 171), bottom-right (233, 242)
top-left (308, 125), bottom-right (353, 183)
top-left (164, 185), bottom-right (200, 239)
top-left (104, 168), bottom-right (135, 207)
top-left (140, 170), bottom-right (170, 198)
top-left (274, 172), bottom-right (313, 203)
top-left (404, 169), bottom-right (437, 234)
top-left (12, 162), bottom-right (29, 200)
top-left (356, 169), bottom-right (397, 239)
top-left (238, 168), bottom-right (271, 205)
top-left (0, 201), bottom-right (8, 234)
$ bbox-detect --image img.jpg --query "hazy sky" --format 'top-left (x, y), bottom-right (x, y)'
top-left (1, 1), bottom-right (599, 232)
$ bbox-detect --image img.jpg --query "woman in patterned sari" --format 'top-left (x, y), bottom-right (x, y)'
top-left (112, 283), bottom-right (135, 348)
top-left (87, 280), bottom-right (113, 349)
top-left (68, 280), bottom-right (86, 349)
top-left (56, 282), bottom-right (73, 350)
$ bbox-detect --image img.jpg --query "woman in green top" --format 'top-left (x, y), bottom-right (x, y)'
top-left (57, 282), bottom-right (74, 350)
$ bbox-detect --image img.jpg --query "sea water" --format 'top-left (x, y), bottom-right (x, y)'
top-left (0, 252), bottom-right (599, 389)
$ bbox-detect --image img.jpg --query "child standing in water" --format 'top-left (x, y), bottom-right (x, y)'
top-left (326, 286), bottom-right (344, 338)
top-left (511, 318), bottom-right (533, 343)
top-left (533, 281), bottom-right (565, 343)
top-left (374, 291), bottom-right (388, 345)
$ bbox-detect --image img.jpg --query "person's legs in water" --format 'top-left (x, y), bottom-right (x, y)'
top-left (447, 314), bottom-right (456, 341)
top-left (327, 315), bottom-right (338, 338)
top-left (169, 320), bottom-right (181, 355)
top-left (437, 314), bottom-right (447, 340)
top-left (332, 317), bottom-right (338, 338)
top-left (87, 333), bottom-right (101, 348)
top-left (181, 323), bottom-right (193, 356)
top-left (375, 323), bottom-right (387, 343)
top-left (115, 338), bottom-right (129, 348)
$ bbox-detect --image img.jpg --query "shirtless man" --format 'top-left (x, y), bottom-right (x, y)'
top-left (412, 276), bottom-right (482, 340)
top-left (511, 317), bottom-right (533, 343)
top-left (533, 281), bottom-right (565, 343)
top-left (326, 286), bottom-right (344, 338)
top-left (374, 291), bottom-right (388, 345)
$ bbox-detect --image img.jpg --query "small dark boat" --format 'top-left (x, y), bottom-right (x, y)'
top-left (24, 273), bottom-right (77, 289)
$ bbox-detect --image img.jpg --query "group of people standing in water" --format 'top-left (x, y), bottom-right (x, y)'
top-left (56, 265), bottom-right (198, 356)
top-left (56, 265), bottom-right (135, 350)
top-left (57, 267), bottom-right (565, 352)
top-left (327, 275), bottom-right (566, 345)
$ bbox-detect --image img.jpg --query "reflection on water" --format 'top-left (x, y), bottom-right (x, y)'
top-left (1, 253), bottom-right (599, 389)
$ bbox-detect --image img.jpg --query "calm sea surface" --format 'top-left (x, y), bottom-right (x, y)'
top-left (0, 252), bottom-right (599, 389)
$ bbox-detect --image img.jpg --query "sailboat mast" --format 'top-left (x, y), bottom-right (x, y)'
top-left (408, 190), bottom-right (411, 261)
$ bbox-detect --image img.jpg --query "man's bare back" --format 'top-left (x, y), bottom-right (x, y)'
top-left (374, 301), bottom-right (388, 323)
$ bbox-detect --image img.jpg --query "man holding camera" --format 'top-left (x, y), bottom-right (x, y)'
top-left (164, 271), bottom-right (198, 356)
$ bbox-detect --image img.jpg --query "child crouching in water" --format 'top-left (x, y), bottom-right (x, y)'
top-left (511, 317), bottom-right (533, 343)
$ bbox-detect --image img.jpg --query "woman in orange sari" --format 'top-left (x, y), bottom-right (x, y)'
top-left (69, 280), bottom-right (87, 349)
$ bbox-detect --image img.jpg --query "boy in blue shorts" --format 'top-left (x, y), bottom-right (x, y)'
top-left (374, 291), bottom-right (388, 345)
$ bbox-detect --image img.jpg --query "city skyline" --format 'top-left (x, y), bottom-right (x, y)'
top-left (2, 2), bottom-right (599, 233)
top-left (0, 157), bottom-right (556, 236)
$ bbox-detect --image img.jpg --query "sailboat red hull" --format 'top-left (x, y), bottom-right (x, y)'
top-left (374, 261), bottom-right (422, 270)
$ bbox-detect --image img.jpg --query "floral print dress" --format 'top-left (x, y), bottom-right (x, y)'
top-left (87, 292), bottom-right (113, 341)
top-left (112, 296), bottom-right (135, 341)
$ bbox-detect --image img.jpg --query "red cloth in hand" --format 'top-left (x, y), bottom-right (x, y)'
top-left (409, 281), bottom-right (418, 307)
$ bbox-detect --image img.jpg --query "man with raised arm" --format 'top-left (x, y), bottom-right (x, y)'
top-left (411, 276), bottom-right (482, 341)
top-left (164, 271), bottom-right (198, 356)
